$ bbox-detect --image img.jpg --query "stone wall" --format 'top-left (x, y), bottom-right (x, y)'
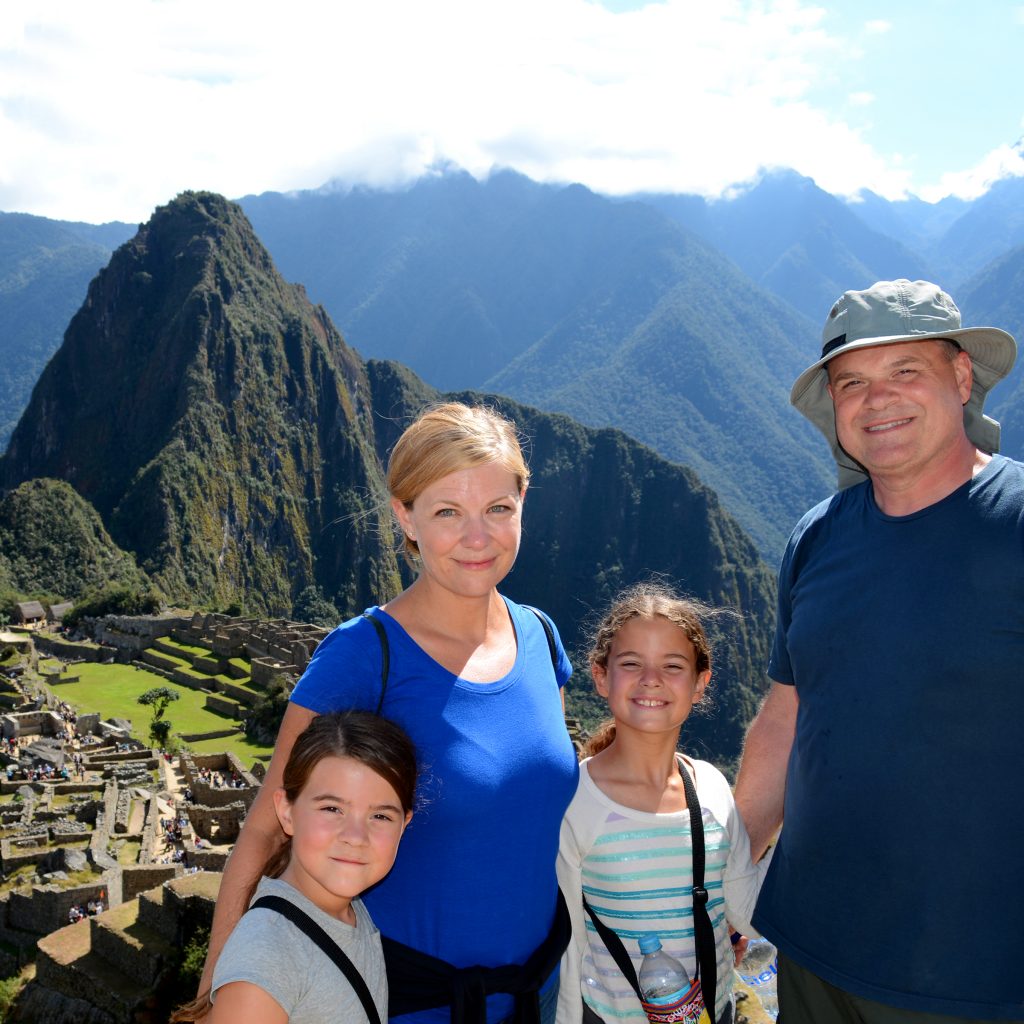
top-left (251, 656), bottom-right (295, 687)
top-left (201, 693), bottom-right (243, 719)
top-left (91, 614), bottom-right (190, 654)
top-left (0, 709), bottom-right (64, 738)
top-left (7, 880), bottom-right (110, 935)
top-left (87, 748), bottom-right (155, 768)
top-left (113, 788), bottom-right (132, 833)
top-left (33, 633), bottom-right (111, 663)
top-left (186, 800), bottom-right (247, 843)
top-left (187, 847), bottom-right (230, 870)
top-left (78, 712), bottom-right (102, 734)
top-left (121, 863), bottom-right (181, 901)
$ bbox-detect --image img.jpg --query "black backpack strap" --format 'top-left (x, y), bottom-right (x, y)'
top-left (582, 895), bottom-right (643, 1002)
top-left (361, 611), bottom-right (389, 715)
top-left (678, 757), bottom-right (717, 1021)
top-left (581, 759), bottom-right (719, 1023)
top-left (524, 605), bottom-right (558, 673)
top-left (251, 894), bottom-right (382, 1024)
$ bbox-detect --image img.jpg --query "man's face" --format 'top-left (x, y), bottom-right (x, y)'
top-left (826, 339), bottom-right (973, 483)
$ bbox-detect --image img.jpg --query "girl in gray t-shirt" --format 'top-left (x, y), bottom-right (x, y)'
top-left (172, 711), bottom-right (417, 1023)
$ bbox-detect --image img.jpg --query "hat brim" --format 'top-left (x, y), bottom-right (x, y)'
top-left (791, 326), bottom-right (1017, 489)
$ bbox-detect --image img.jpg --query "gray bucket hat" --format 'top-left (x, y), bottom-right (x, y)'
top-left (791, 278), bottom-right (1017, 489)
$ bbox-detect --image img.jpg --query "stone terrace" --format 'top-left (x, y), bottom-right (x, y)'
top-left (27, 871), bottom-right (220, 1024)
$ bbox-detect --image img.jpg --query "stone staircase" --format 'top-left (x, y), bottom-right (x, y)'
top-left (25, 872), bottom-right (219, 1023)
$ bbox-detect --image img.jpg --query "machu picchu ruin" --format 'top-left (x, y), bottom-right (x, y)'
top-left (0, 608), bottom-right (329, 1022)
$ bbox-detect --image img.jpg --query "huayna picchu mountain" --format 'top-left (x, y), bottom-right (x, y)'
top-left (0, 191), bottom-right (774, 765)
top-left (1, 192), bottom-right (401, 618)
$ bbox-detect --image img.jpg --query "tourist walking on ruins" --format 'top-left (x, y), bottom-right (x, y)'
top-left (174, 711), bottom-right (416, 1023)
top-left (201, 402), bottom-right (578, 1024)
top-left (555, 583), bottom-right (769, 1024)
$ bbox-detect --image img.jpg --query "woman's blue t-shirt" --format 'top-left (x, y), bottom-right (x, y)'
top-left (289, 598), bottom-right (579, 1024)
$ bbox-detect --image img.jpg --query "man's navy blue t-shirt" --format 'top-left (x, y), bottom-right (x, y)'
top-left (756, 455), bottom-right (1024, 1019)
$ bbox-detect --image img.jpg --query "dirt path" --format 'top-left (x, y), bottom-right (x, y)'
top-left (158, 754), bottom-right (186, 799)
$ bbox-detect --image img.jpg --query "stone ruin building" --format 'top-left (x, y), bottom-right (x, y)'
top-left (0, 613), bottom-right (296, 1022)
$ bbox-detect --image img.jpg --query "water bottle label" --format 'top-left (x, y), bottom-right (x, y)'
top-left (641, 977), bottom-right (710, 1024)
top-left (737, 957), bottom-right (778, 988)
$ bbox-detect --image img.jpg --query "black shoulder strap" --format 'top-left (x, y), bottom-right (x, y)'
top-left (361, 611), bottom-right (389, 715)
top-left (525, 605), bottom-right (558, 673)
top-left (678, 757), bottom-right (717, 1021)
top-left (251, 894), bottom-right (382, 1024)
top-left (582, 895), bottom-right (643, 1000)
top-left (580, 758), bottom-right (718, 1022)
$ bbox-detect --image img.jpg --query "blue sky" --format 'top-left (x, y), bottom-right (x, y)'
top-left (1, 0), bottom-right (1022, 223)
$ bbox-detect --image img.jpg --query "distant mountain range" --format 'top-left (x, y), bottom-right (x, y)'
top-left (3, 164), bottom-right (1024, 562)
top-left (0, 192), bottom-right (776, 766)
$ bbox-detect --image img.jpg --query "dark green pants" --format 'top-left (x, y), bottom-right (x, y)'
top-left (778, 952), bottom-right (1002, 1024)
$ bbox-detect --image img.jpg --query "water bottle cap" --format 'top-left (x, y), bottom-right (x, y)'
top-left (638, 935), bottom-right (663, 954)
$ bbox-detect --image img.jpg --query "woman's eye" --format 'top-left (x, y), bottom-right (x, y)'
top-left (435, 508), bottom-right (457, 518)
top-left (489, 504), bottom-right (511, 514)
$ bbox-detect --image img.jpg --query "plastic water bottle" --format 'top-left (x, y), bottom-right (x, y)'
top-left (736, 937), bottom-right (778, 1020)
top-left (638, 935), bottom-right (701, 1024)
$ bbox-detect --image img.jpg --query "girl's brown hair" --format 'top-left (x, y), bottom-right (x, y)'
top-left (583, 582), bottom-right (716, 758)
top-left (387, 402), bottom-right (530, 560)
top-left (171, 711), bottom-right (417, 1021)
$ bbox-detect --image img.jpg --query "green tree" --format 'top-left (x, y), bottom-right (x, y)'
top-left (292, 585), bottom-right (340, 627)
top-left (137, 686), bottom-right (180, 747)
top-left (245, 673), bottom-right (291, 746)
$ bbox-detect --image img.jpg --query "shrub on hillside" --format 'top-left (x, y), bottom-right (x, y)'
top-left (64, 584), bottom-right (165, 627)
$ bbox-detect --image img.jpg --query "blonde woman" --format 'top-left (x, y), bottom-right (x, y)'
top-left (200, 403), bottom-right (578, 1024)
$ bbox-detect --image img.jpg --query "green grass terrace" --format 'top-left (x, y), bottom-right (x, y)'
top-left (39, 662), bottom-right (275, 765)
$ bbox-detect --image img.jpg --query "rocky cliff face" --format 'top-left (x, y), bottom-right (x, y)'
top-left (1, 192), bottom-right (400, 616)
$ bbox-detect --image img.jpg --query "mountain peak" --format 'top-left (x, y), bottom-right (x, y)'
top-left (0, 192), bottom-right (398, 615)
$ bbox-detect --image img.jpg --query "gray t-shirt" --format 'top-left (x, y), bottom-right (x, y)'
top-left (212, 876), bottom-right (387, 1023)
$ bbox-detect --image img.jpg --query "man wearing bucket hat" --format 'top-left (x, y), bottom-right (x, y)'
top-left (735, 279), bottom-right (1023, 1022)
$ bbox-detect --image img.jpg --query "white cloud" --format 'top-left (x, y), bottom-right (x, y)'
top-left (848, 91), bottom-right (874, 107)
top-left (864, 19), bottom-right (891, 34)
top-left (919, 143), bottom-right (1024, 202)
top-left (0, 0), bottom-right (997, 221)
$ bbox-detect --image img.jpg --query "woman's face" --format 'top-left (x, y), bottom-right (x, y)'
top-left (392, 461), bottom-right (525, 601)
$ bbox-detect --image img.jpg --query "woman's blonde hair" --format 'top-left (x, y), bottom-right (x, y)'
top-left (583, 582), bottom-right (715, 758)
top-left (387, 402), bottom-right (530, 559)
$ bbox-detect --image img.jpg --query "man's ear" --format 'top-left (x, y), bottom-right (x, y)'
top-left (953, 350), bottom-right (974, 404)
